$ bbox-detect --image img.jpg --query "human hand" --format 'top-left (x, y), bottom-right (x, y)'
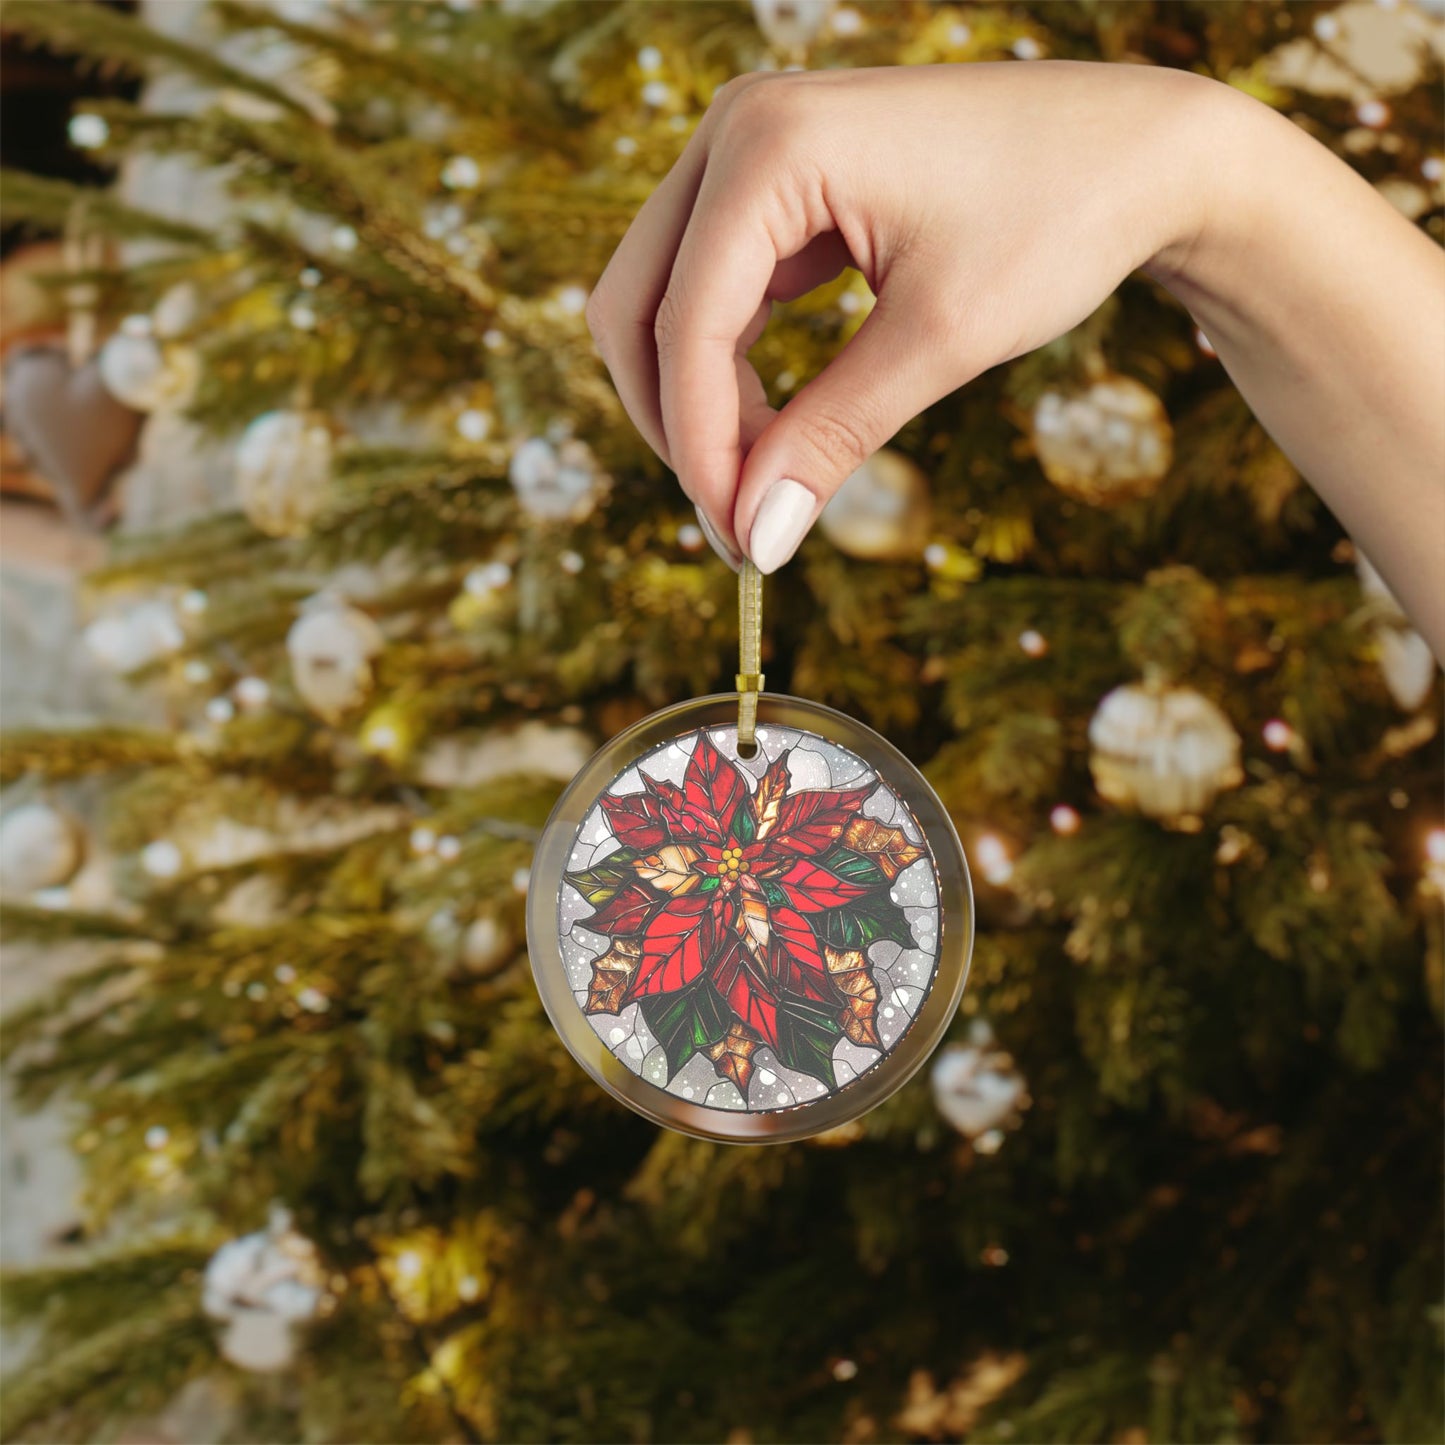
top-left (585, 61), bottom-right (1224, 572)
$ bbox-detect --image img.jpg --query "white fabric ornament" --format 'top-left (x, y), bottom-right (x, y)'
top-left (1089, 682), bottom-right (1243, 823)
top-left (0, 803), bottom-right (84, 894)
top-left (508, 435), bottom-right (602, 520)
top-left (236, 411), bottom-right (335, 537)
top-left (1356, 554), bottom-right (1437, 710)
top-left (84, 599), bottom-right (185, 674)
top-left (819, 448), bottom-right (932, 561)
top-left (98, 332), bottom-right (199, 412)
top-left (203, 1207), bottom-right (325, 1373)
top-left (1032, 374), bottom-right (1173, 505)
top-left (931, 1020), bottom-right (1029, 1142)
top-left (286, 597), bottom-right (384, 722)
top-left (752, 0), bottom-right (835, 54)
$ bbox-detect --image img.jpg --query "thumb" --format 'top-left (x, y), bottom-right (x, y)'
top-left (733, 284), bottom-right (965, 574)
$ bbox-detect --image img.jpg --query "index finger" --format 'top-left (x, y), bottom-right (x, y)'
top-left (656, 159), bottom-right (799, 545)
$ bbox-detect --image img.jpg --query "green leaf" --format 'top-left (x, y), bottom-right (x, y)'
top-left (565, 848), bottom-right (639, 907)
top-left (818, 898), bottom-right (916, 952)
top-left (761, 879), bottom-right (788, 908)
top-left (639, 979), bottom-right (730, 1076)
top-left (820, 847), bottom-right (889, 890)
top-left (730, 795), bottom-right (757, 845)
top-left (773, 994), bottom-right (842, 1089)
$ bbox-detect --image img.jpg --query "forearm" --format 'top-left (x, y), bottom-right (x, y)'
top-left (1145, 82), bottom-right (1445, 659)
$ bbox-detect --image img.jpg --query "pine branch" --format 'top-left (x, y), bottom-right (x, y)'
top-left (0, 170), bottom-right (212, 248)
top-left (2, 0), bottom-right (309, 116)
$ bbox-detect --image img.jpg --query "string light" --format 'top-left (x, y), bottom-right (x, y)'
top-left (637, 45), bottom-right (663, 72)
top-left (234, 676), bottom-right (270, 710)
top-left (436, 835), bottom-right (462, 862)
top-left (69, 113), bottom-right (109, 149)
top-left (1049, 804), bottom-right (1081, 836)
top-left (465, 561), bottom-right (512, 595)
top-left (145, 1125), bottom-right (170, 1150)
top-left (1355, 99), bottom-right (1390, 129)
top-left (395, 1250), bottom-right (423, 1281)
top-left (1018, 629), bottom-right (1049, 658)
top-left (410, 827), bottom-right (437, 856)
top-left (832, 1359), bottom-right (859, 1381)
top-left (206, 697), bottom-right (236, 725)
top-left (1262, 719), bottom-right (1294, 752)
top-left (141, 840), bottom-right (183, 879)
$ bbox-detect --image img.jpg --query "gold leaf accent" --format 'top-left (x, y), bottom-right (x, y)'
top-left (842, 816), bottom-right (924, 880)
top-left (633, 844), bottom-right (701, 895)
top-left (752, 756), bottom-right (790, 841)
top-left (585, 937), bottom-right (641, 1014)
top-left (705, 1022), bottom-right (761, 1092)
top-left (824, 944), bottom-right (881, 1048)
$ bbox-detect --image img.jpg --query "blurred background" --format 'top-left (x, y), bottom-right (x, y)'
top-left (0, 2), bottom-right (1441, 1442)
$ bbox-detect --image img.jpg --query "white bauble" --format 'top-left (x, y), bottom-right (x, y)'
top-left (286, 598), bottom-right (384, 722)
top-left (152, 282), bottom-right (199, 340)
top-left (0, 803), bottom-right (84, 893)
top-left (98, 332), bottom-right (198, 412)
top-left (930, 1022), bottom-right (1029, 1142)
top-left (83, 599), bottom-right (185, 674)
top-left (461, 914), bottom-right (513, 976)
top-left (818, 448), bottom-right (932, 561)
top-left (236, 411), bottom-right (335, 538)
top-left (508, 436), bottom-right (601, 521)
top-left (1088, 682), bottom-right (1243, 823)
top-left (1032, 374), bottom-right (1173, 505)
top-left (1357, 554), bottom-right (1438, 710)
top-left (204, 1209), bottom-right (324, 1373)
top-left (752, 0), bottom-right (835, 52)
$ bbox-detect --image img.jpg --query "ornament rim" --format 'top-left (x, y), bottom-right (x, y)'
top-left (527, 692), bottom-right (973, 1144)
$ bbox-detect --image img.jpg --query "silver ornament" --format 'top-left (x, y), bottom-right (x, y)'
top-left (236, 411), bottom-right (335, 538)
top-left (286, 597), bottom-right (384, 722)
top-left (1088, 682), bottom-right (1243, 823)
top-left (0, 803), bottom-right (84, 894)
top-left (930, 1021), bottom-right (1029, 1142)
top-left (508, 435), bottom-right (602, 521)
top-left (97, 332), bottom-right (198, 413)
top-left (818, 448), bottom-right (932, 561)
top-left (1032, 374), bottom-right (1173, 505)
top-left (203, 1207), bottom-right (325, 1374)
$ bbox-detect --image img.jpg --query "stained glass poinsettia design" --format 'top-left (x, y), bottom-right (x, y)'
top-left (565, 731), bottom-right (927, 1098)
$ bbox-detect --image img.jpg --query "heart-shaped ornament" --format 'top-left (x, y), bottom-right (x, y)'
top-left (3, 345), bottom-right (143, 527)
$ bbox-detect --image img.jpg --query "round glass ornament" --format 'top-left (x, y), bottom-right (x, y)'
top-left (528, 693), bottom-right (973, 1143)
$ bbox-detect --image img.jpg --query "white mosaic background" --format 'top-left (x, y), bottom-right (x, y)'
top-left (558, 724), bottom-right (942, 1113)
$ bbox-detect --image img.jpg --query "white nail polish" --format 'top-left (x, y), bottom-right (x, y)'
top-left (695, 505), bottom-right (742, 571)
top-left (748, 478), bottom-right (816, 575)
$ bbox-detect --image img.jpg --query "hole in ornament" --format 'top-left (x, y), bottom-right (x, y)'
top-left (736, 737), bottom-right (759, 759)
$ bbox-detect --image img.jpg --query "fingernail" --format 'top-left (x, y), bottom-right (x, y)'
top-left (748, 478), bottom-right (816, 575)
top-left (695, 505), bottom-right (742, 571)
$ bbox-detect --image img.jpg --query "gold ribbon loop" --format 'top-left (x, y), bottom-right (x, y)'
top-left (737, 560), bottom-right (764, 751)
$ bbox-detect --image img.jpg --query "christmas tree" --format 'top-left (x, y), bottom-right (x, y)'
top-left (2, 2), bottom-right (1442, 1441)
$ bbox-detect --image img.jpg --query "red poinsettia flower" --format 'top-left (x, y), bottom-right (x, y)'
top-left (566, 732), bottom-right (926, 1097)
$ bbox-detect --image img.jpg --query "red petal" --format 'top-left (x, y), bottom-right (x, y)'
top-left (773, 858), bottom-right (870, 914)
top-left (641, 773), bottom-right (703, 836)
top-left (711, 936), bottom-right (779, 1048)
top-left (630, 895), bottom-right (712, 999)
top-left (681, 732), bottom-right (744, 839)
top-left (767, 905), bottom-right (831, 1001)
top-left (584, 883), bottom-right (665, 937)
top-left (600, 792), bottom-right (671, 851)
top-left (769, 785), bottom-right (874, 857)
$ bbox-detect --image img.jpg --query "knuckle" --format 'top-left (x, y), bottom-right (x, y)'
top-left (584, 284), bottom-right (613, 355)
top-left (791, 403), bottom-right (875, 475)
top-left (713, 74), bottom-right (802, 154)
top-left (652, 288), bottom-right (686, 360)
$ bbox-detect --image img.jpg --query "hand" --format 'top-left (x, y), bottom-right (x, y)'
top-left (586, 61), bottom-right (1221, 572)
